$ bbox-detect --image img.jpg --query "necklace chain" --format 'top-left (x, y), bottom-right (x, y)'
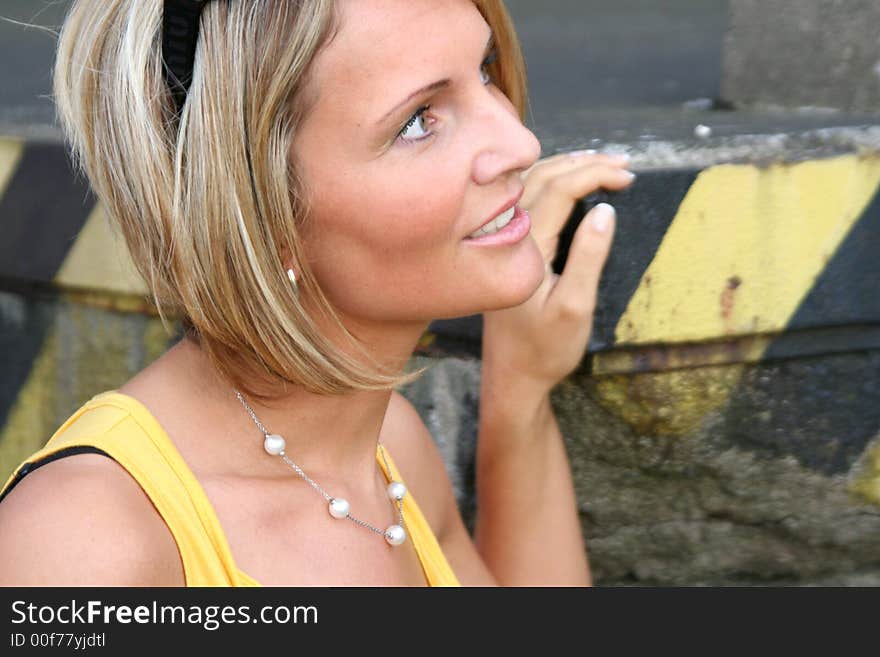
top-left (233, 389), bottom-right (406, 543)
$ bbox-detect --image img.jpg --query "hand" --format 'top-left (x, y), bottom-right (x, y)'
top-left (481, 150), bottom-right (635, 396)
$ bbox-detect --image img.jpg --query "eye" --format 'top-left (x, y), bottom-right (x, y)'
top-left (397, 105), bottom-right (434, 144)
top-left (394, 46), bottom-right (500, 147)
top-left (480, 47), bottom-right (498, 86)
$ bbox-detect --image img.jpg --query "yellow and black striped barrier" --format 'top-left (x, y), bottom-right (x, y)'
top-left (423, 152), bottom-right (880, 500)
top-left (3, 136), bottom-right (877, 350)
top-left (425, 153), bottom-right (880, 364)
top-left (0, 137), bottom-right (169, 482)
top-left (0, 137), bottom-right (148, 297)
top-left (2, 136), bottom-right (880, 505)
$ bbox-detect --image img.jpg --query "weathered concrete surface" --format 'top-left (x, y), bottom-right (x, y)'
top-left (398, 354), bottom-right (880, 586)
top-left (540, 115), bottom-right (880, 164)
top-left (722, 0), bottom-right (880, 112)
top-left (3, 290), bottom-right (879, 586)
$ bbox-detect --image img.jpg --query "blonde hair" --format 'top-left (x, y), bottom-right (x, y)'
top-left (53, 0), bottom-right (530, 402)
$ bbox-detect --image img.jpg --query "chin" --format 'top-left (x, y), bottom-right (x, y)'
top-left (500, 269), bottom-right (546, 308)
top-left (472, 247), bottom-right (547, 313)
top-left (513, 240), bottom-right (548, 296)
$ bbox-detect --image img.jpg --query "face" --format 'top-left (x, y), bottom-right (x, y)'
top-left (293, 0), bottom-right (544, 325)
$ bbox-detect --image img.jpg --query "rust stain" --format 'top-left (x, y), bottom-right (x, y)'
top-left (720, 275), bottom-right (742, 328)
top-left (592, 332), bottom-right (774, 376)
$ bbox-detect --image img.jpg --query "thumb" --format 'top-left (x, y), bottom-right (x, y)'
top-left (546, 202), bottom-right (616, 315)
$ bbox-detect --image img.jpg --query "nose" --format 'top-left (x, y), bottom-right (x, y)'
top-left (470, 89), bottom-right (542, 186)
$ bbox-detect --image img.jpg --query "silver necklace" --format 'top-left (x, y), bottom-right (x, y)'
top-left (233, 389), bottom-right (408, 546)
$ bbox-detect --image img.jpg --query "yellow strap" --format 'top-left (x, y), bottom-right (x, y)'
top-left (376, 445), bottom-right (461, 587)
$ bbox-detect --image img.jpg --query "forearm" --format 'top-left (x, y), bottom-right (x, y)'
top-left (474, 370), bottom-right (592, 586)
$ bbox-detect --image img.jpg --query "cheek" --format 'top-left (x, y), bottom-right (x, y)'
top-left (300, 155), bottom-right (471, 317)
top-left (371, 181), bottom-right (465, 251)
top-left (313, 157), bottom-right (467, 258)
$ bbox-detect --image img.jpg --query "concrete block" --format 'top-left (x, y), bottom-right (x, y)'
top-left (722, 0), bottom-right (880, 111)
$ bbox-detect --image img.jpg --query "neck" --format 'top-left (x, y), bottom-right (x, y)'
top-left (170, 317), bottom-right (429, 494)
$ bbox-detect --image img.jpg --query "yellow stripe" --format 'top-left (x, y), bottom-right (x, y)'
top-left (592, 154), bottom-right (880, 436)
top-left (614, 154), bottom-right (880, 345)
top-left (0, 306), bottom-right (172, 482)
top-left (851, 437), bottom-right (880, 506)
top-left (0, 326), bottom-right (60, 481)
top-left (54, 202), bottom-right (150, 296)
top-left (0, 138), bottom-right (24, 198)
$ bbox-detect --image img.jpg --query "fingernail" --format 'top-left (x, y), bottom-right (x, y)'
top-left (624, 170), bottom-right (636, 181)
top-left (591, 203), bottom-right (615, 232)
top-left (569, 149), bottom-right (597, 157)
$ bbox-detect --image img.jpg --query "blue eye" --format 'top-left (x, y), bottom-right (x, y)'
top-left (480, 47), bottom-right (498, 86)
top-left (395, 47), bottom-right (500, 146)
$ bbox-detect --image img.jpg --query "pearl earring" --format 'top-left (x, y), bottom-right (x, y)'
top-left (286, 267), bottom-right (299, 295)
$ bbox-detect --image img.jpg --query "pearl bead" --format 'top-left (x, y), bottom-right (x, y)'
top-left (384, 524), bottom-right (406, 546)
top-left (329, 498), bottom-right (350, 519)
top-left (387, 481), bottom-right (407, 501)
top-left (263, 434), bottom-right (286, 456)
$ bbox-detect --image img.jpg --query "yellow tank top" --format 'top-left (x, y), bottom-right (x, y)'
top-left (0, 391), bottom-right (460, 587)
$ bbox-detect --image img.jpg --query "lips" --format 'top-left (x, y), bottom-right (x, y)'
top-left (468, 205), bottom-right (516, 238)
top-left (462, 204), bottom-right (531, 245)
top-left (467, 187), bottom-right (525, 237)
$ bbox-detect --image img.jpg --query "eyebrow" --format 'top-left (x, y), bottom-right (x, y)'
top-left (376, 29), bottom-right (496, 128)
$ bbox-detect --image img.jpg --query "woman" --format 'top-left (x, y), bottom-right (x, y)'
top-left (0, 0), bottom-right (633, 586)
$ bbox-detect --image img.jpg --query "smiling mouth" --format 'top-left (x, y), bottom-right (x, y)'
top-left (467, 205), bottom-right (516, 238)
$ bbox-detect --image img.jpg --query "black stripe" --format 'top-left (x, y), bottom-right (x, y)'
top-left (767, 183), bottom-right (880, 344)
top-left (719, 348), bottom-right (880, 476)
top-left (0, 446), bottom-right (112, 505)
top-left (727, 176), bottom-right (880, 476)
top-left (591, 168), bottom-right (700, 352)
top-left (0, 142), bottom-right (95, 282)
top-left (0, 284), bottom-right (58, 440)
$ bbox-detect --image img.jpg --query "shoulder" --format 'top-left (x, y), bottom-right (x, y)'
top-left (383, 391), bottom-right (498, 586)
top-left (382, 391), bottom-right (452, 536)
top-left (0, 453), bottom-right (184, 586)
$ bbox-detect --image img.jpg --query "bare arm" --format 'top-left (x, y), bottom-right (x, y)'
top-left (469, 149), bottom-right (634, 585)
top-left (386, 387), bottom-right (586, 586)
top-left (0, 454), bottom-right (184, 586)
top-left (474, 371), bottom-right (590, 585)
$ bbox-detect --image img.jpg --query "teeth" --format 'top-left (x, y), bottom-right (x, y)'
top-left (469, 206), bottom-right (516, 238)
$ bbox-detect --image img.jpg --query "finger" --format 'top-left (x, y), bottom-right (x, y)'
top-left (520, 151), bottom-right (631, 201)
top-left (527, 166), bottom-right (633, 257)
top-left (524, 149), bottom-right (630, 174)
top-left (521, 152), bottom-right (630, 195)
top-left (545, 203), bottom-right (616, 316)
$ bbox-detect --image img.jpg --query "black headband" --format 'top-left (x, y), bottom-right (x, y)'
top-left (162, 0), bottom-right (212, 117)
